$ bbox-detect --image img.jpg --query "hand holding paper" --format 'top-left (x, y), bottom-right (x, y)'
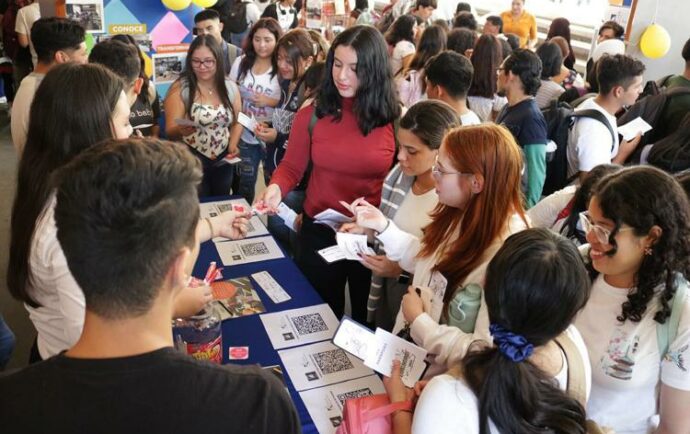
top-left (352, 200), bottom-right (388, 233)
top-left (618, 116), bottom-right (653, 141)
top-left (383, 360), bottom-right (416, 403)
top-left (336, 232), bottom-right (375, 261)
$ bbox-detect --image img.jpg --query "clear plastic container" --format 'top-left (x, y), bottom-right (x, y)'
top-left (172, 305), bottom-right (223, 364)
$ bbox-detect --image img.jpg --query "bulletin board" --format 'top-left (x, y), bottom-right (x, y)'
top-left (605, 0), bottom-right (638, 41)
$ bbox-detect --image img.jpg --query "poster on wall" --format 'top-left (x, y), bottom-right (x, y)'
top-left (66, 0), bottom-right (105, 33)
top-left (153, 52), bottom-right (186, 84)
top-left (306, 0), bottom-right (323, 29)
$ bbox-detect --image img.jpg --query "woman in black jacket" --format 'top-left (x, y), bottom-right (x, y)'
top-left (262, 0), bottom-right (299, 32)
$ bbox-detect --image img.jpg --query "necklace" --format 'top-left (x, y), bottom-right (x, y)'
top-left (198, 84), bottom-right (214, 96)
top-left (412, 179), bottom-right (434, 195)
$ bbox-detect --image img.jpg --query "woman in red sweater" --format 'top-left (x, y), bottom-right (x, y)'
top-left (257, 25), bottom-right (400, 322)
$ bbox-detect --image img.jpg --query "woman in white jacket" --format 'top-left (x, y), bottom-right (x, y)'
top-left (348, 124), bottom-right (528, 375)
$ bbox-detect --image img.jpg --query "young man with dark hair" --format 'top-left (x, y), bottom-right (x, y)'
top-left (597, 20), bottom-right (625, 43)
top-left (567, 54), bottom-right (645, 181)
top-left (452, 11), bottom-right (477, 31)
top-left (410, 0), bottom-right (437, 23)
top-left (11, 17), bottom-right (86, 154)
top-left (193, 9), bottom-right (241, 76)
top-left (425, 51), bottom-right (480, 125)
top-left (656, 37), bottom-right (690, 140)
top-left (89, 39), bottom-right (142, 105)
top-left (496, 48), bottom-right (548, 208)
top-left (0, 138), bottom-right (301, 434)
top-left (483, 15), bottom-right (503, 36)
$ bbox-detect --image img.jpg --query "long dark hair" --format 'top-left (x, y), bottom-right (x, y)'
top-left (276, 28), bottom-right (314, 85)
top-left (469, 34), bottom-right (503, 98)
top-left (238, 17), bottom-right (282, 81)
top-left (559, 164), bottom-right (622, 244)
top-left (404, 24), bottom-right (446, 74)
top-left (7, 63), bottom-right (124, 307)
top-left (463, 228), bottom-right (590, 434)
top-left (179, 34), bottom-right (234, 121)
top-left (591, 166), bottom-right (690, 324)
top-left (547, 18), bottom-right (575, 69)
top-left (316, 25), bottom-right (401, 136)
top-left (385, 14), bottom-right (417, 47)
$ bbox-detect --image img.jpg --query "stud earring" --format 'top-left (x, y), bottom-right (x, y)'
top-left (644, 246), bottom-right (653, 256)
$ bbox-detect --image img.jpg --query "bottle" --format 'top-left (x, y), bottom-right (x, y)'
top-left (172, 305), bottom-right (223, 364)
top-left (447, 284), bottom-right (482, 334)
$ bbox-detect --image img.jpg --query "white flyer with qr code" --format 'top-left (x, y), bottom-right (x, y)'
top-left (278, 341), bottom-right (375, 391)
top-left (216, 236), bottom-right (284, 266)
top-left (299, 375), bottom-right (385, 434)
top-left (199, 199), bottom-right (269, 241)
top-left (259, 304), bottom-right (340, 349)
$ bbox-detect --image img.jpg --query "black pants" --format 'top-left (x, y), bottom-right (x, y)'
top-left (297, 216), bottom-right (371, 323)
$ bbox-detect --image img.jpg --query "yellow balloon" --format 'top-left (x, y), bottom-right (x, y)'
top-left (161, 0), bottom-right (192, 11)
top-left (192, 0), bottom-right (218, 7)
top-left (640, 24), bottom-right (671, 59)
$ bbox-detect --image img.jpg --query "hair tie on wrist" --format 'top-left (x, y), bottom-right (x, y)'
top-left (489, 323), bottom-right (534, 363)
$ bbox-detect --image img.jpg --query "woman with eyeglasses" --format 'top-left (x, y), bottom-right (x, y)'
top-left (575, 166), bottom-right (690, 434)
top-left (165, 34), bottom-right (243, 197)
top-left (349, 123), bottom-right (528, 375)
top-left (341, 100), bottom-right (459, 330)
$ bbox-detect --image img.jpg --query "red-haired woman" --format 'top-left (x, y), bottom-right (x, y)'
top-left (349, 124), bottom-right (528, 375)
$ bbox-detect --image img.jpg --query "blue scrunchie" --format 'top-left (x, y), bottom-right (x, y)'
top-left (489, 323), bottom-right (534, 363)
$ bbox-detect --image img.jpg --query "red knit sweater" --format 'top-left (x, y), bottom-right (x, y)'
top-left (270, 98), bottom-right (396, 218)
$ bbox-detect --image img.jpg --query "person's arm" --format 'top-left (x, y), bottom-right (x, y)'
top-left (376, 221), bottom-right (422, 274)
top-left (15, 11), bottom-right (28, 48)
top-left (51, 243), bottom-right (86, 349)
top-left (383, 361), bottom-right (415, 434)
top-left (612, 133), bottom-right (642, 165)
top-left (656, 385), bottom-right (690, 434)
top-left (523, 143), bottom-right (546, 208)
top-left (527, 14), bottom-right (538, 50)
top-left (163, 81), bottom-right (196, 140)
top-left (228, 83), bottom-right (243, 156)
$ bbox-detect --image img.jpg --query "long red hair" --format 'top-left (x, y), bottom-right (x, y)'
top-left (419, 124), bottom-right (527, 308)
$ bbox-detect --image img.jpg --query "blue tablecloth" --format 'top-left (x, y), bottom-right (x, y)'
top-left (195, 197), bottom-right (321, 434)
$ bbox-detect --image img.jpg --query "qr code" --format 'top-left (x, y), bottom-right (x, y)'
top-left (240, 242), bottom-right (269, 257)
top-left (336, 388), bottom-right (374, 407)
top-left (312, 349), bottom-right (354, 375)
top-left (291, 313), bottom-right (328, 336)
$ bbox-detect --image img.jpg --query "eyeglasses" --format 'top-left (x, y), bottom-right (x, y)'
top-left (578, 211), bottom-right (634, 245)
top-left (431, 156), bottom-right (464, 179)
top-left (191, 59), bottom-right (216, 69)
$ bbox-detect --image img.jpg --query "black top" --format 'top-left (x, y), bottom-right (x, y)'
top-left (130, 89), bottom-right (161, 137)
top-left (495, 97), bottom-right (548, 148)
top-left (0, 347), bottom-right (301, 434)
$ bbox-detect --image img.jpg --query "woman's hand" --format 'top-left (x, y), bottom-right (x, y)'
top-left (352, 199), bottom-right (388, 233)
top-left (179, 125), bottom-right (197, 136)
top-left (383, 360), bottom-right (415, 403)
top-left (339, 222), bottom-right (366, 235)
top-left (402, 286), bottom-right (424, 324)
top-left (255, 123), bottom-right (278, 143)
top-left (172, 285), bottom-right (212, 319)
top-left (211, 211), bottom-right (250, 240)
top-left (252, 93), bottom-right (279, 108)
top-left (254, 184), bottom-right (282, 213)
top-left (361, 254), bottom-right (402, 278)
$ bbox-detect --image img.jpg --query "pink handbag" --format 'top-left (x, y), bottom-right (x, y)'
top-left (336, 394), bottom-right (413, 434)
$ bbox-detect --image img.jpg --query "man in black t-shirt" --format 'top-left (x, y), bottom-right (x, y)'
top-left (496, 49), bottom-right (548, 208)
top-left (0, 139), bottom-right (300, 434)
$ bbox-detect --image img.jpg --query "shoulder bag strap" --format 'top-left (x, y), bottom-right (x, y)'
top-left (554, 333), bottom-right (587, 408)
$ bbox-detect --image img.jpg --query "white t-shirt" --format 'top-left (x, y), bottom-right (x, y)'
top-left (412, 325), bottom-right (591, 434)
top-left (254, 0), bottom-right (271, 13)
top-left (11, 72), bottom-right (45, 154)
top-left (567, 98), bottom-right (619, 178)
top-left (245, 2), bottom-right (261, 28)
top-left (390, 40), bottom-right (415, 75)
top-left (460, 110), bottom-right (481, 126)
top-left (27, 196), bottom-right (86, 360)
top-left (15, 3), bottom-right (40, 67)
top-left (535, 80), bottom-right (566, 109)
top-left (467, 95), bottom-right (508, 123)
top-left (575, 275), bottom-right (690, 434)
top-left (527, 185), bottom-right (576, 231)
top-left (392, 188), bottom-right (437, 238)
top-left (230, 55), bottom-right (281, 144)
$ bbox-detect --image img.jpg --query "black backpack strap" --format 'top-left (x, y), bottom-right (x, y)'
top-left (572, 109), bottom-right (616, 151)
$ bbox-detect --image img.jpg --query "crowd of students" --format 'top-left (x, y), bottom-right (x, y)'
top-left (1, 1), bottom-right (690, 433)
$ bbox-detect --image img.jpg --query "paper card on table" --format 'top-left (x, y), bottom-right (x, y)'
top-left (313, 208), bottom-right (352, 231)
top-left (251, 271), bottom-right (291, 304)
top-left (214, 277), bottom-right (266, 318)
top-left (276, 202), bottom-right (298, 232)
top-left (618, 116), bottom-right (653, 141)
top-left (332, 317), bottom-right (376, 361)
top-left (317, 245), bottom-right (347, 264)
top-left (237, 112), bottom-right (258, 131)
top-left (299, 375), bottom-right (386, 434)
top-left (278, 341), bottom-right (375, 391)
top-left (229, 346), bottom-right (249, 360)
top-left (260, 304), bottom-right (340, 349)
top-left (211, 280), bottom-right (236, 300)
top-left (335, 232), bottom-right (375, 261)
top-left (216, 236), bottom-right (284, 266)
top-left (364, 328), bottom-right (428, 388)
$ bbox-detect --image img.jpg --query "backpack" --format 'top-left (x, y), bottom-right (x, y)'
top-left (617, 84), bottom-right (690, 164)
top-left (636, 74), bottom-right (673, 101)
top-left (214, 0), bottom-right (250, 35)
top-left (2, 0), bottom-right (31, 61)
top-left (541, 99), bottom-right (616, 196)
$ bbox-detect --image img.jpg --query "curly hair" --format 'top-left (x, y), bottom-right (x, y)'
top-left (592, 166), bottom-right (690, 324)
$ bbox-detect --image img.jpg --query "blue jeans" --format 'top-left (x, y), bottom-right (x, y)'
top-left (0, 314), bottom-right (15, 370)
top-left (267, 189), bottom-right (305, 258)
top-left (237, 141), bottom-right (264, 204)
